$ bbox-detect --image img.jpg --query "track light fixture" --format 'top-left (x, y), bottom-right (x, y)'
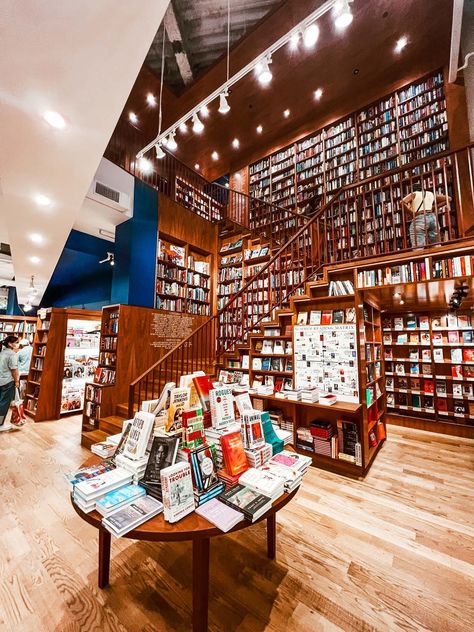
top-left (167, 131), bottom-right (177, 151)
top-left (29, 275), bottom-right (38, 296)
top-left (218, 92), bottom-right (231, 114)
top-left (333, 0), bottom-right (353, 29)
top-left (255, 57), bottom-right (272, 85)
top-left (155, 143), bottom-right (166, 159)
top-left (137, 1), bottom-right (356, 159)
top-left (23, 302), bottom-right (32, 312)
top-left (192, 112), bottom-right (204, 133)
top-left (99, 252), bottom-right (115, 266)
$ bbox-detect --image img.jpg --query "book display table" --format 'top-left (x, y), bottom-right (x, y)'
top-left (71, 456), bottom-right (299, 632)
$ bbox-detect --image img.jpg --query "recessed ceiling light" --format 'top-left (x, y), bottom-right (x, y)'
top-left (395, 35), bottom-right (408, 53)
top-left (194, 163), bottom-right (200, 170)
top-left (138, 157), bottom-right (153, 174)
top-left (146, 93), bottom-right (156, 106)
top-left (42, 110), bottom-right (66, 129)
top-left (303, 23), bottom-right (319, 48)
top-left (30, 256), bottom-right (41, 264)
top-left (200, 105), bottom-right (210, 118)
top-left (29, 233), bottom-right (43, 244)
top-left (232, 138), bottom-right (240, 149)
top-left (283, 109), bottom-right (290, 118)
top-left (129, 112), bottom-right (138, 124)
top-left (34, 194), bottom-right (51, 207)
top-left (256, 125), bottom-right (263, 134)
top-left (211, 151), bottom-right (219, 161)
top-left (314, 88), bottom-right (323, 100)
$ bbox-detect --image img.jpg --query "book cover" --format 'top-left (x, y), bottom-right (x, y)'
top-left (452, 383), bottom-right (463, 397)
top-left (321, 310), bottom-right (332, 325)
top-left (411, 378), bottom-right (421, 391)
top-left (465, 366), bottom-right (474, 378)
top-left (447, 314), bottom-right (458, 328)
top-left (190, 444), bottom-right (219, 491)
top-left (463, 349), bottom-right (474, 362)
top-left (332, 310), bottom-right (344, 324)
top-left (143, 436), bottom-right (180, 484)
top-left (419, 316), bottom-right (429, 330)
top-left (409, 333), bottom-right (419, 344)
top-left (463, 331), bottom-right (473, 343)
top-left (102, 496), bottom-right (163, 536)
top-left (451, 365), bottom-right (463, 379)
top-left (193, 375), bottom-right (214, 413)
top-left (123, 412), bottom-right (155, 461)
top-left (406, 316), bottom-right (417, 329)
top-left (421, 350), bottom-right (431, 361)
top-left (209, 386), bottom-right (235, 429)
top-left (296, 312), bottom-right (308, 325)
top-left (432, 333), bottom-right (443, 346)
top-left (394, 317), bottom-right (404, 330)
top-left (309, 310), bottom-right (322, 325)
top-left (458, 314), bottom-right (471, 328)
top-left (252, 357), bottom-right (262, 370)
top-left (423, 379), bottom-right (434, 394)
top-left (218, 484), bottom-right (272, 521)
top-left (397, 334), bottom-right (408, 344)
top-left (96, 484), bottom-right (146, 516)
top-left (448, 331), bottom-right (460, 344)
top-left (220, 431), bottom-right (249, 476)
top-left (454, 400), bottom-right (467, 415)
top-left (242, 411), bottom-right (265, 450)
top-left (166, 387), bottom-right (191, 432)
top-left (235, 393), bottom-right (253, 415)
top-left (160, 462), bottom-right (195, 523)
top-left (450, 348), bottom-right (463, 363)
top-left (179, 373), bottom-right (204, 407)
top-left (433, 349), bottom-right (444, 362)
top-left (435, 380), bottom-right (447, 396)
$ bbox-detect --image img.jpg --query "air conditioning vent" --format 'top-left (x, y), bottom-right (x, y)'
top-left (95, 181), bottom-right (120, 204)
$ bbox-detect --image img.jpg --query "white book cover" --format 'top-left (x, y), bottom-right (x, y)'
top-left (123, 412), bottom-right (155, 461)
top-left (102, 495), bottom-right (164, 536)
top-left (74, 467), bottom-right (132, 500)
top-left (239, 468), bottom-right (284, 499)
top-left (195, 498), bottom-right (243, 532)
top-left (166, 387), bottom-right (191, 432)
top-left (147, 382), bottom-right (176, 416)
top-left (261, 340), bottom-right (274, 354)
top-left (179, 372), bottom-right (204, 407)
top-left (241, 355), bottom-right (250, 369)
top-left (235, 393), bottom-right (253, 415)
top-left (160, 462), bottom-right (195, 523)
top-left (209, 386), bottom-right (235, 429)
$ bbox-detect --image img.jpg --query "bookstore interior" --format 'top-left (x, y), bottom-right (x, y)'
top-left (2, 1), bottom-right (474, 630)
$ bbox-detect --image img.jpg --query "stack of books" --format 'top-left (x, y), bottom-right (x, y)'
top-left (296, 427), bottom-right (314, 452)
top-left (310, 421), bottom-right (337, 458)
top-left (95, 484), bottom-right (146, 517)
top-left (285, 389), bottom-right (302, 401)
top-left (217, 468), bottom-right (241, 489)
top-left (91, 441), bottom-right (116, 458)
top-left (195, 498), bottom-right (244, 532)
top-left (262, 462), bottom-right (302, 493)
top-left (64, 459), bottom-right (116, 490)
top-left (140, 435), bottom-right (180, 501)
top-left (205, 422), bottom-right (241, 470)
top-left (245, 443), bottom-right (272, 468)
top-left (115, 453), bottom-right (149, 484)
top-left (300, 388), bottom-right (319, 403)
top-left (272, 425), bottom-right (292, 446)
top-left (72, 468), bottom-right (133, 513)
top-left (270, 450), bottom-right (312, 475)
top-left (102, 496), bottom-right (164, 537)
top-left (218, 484), bottom-right (273, 523)
top-left (239, 467), bottom-right (285, 500)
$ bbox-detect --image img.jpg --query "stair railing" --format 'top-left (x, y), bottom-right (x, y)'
top-left (128, 143), bottom-right (474, 415)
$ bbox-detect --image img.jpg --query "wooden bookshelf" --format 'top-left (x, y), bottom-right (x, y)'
top-left (0, 315), bottom-right (37, 343)
top-left (246, 70), bottom-right (450, 222)
top-left (155, 235), bottom-right (212, 316)
top-left (175, 177), bottom-right (224, 222)
top-left (25, 308), bottom-right (101, 422)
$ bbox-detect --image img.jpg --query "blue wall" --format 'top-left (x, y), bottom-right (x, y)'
top-left (111, 179), bottom-right (158, 307)
top-left (41, 230), bottom-right (114, 309)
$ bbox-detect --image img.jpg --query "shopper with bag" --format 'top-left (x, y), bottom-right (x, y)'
top-left (0, 335), bottom-right (20, 427)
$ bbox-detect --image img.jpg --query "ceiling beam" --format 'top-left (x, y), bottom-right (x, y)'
top-left (164, 3), bottom-right (194, 85)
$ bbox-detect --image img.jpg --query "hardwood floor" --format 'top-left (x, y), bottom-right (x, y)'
top-left (0, 418), bottom-right (473, 632)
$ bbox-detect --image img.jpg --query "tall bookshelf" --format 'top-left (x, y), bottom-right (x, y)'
top-left (155, 235), bottom-right (212, 316)
top-left (0, 315), bottom-right (37, 343)
top-left (175, 177), bottom-right (224, 222)
top-left (246, 69), bottom-right (450, 223)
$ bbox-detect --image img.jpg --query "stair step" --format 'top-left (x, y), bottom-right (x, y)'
top-left (81, 429), bottom-right (108, 450)
top-left (115, 403), bottom-right (130, 418)
top-left (100, 415), bottom-right (126, 435)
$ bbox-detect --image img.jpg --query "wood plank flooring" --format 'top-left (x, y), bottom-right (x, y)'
top-left (0, 418), bottom-right (473, 632)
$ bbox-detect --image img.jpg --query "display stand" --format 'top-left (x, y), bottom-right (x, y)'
top-left (0, 315), bottom-right (37, 343)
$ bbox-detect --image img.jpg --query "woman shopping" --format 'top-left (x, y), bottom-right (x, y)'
top-left (0, 335), bottom-right (20, 427)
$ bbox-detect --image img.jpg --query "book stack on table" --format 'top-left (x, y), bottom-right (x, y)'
top-left (72, 468), bottom-right (133, 513)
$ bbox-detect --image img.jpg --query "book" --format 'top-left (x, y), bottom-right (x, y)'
top-left (64, 459), bottom-right (116, 490)
top-left (239, 467), bottom-right (285, 500)
top-left (123, 412), bottom-right (155, 461)
top-left (332, 310), bottom-right (344, 324)
top-left (218, 484), bottom-right (272, 522)
top-left (142, 436), bottom-right (180, 485)
top-left (433, 348), bottom-right (444, 362)
top-left (394, 317), bottom-right (404, 330)
top-left (432, 333), bottom-right (443, 346)
top-left (102, 495), bottom-right (164, 537)
top-left (193, 375), bottom-right (214, 413)
top-left (209, 386), bottom-right (235, 429)
top-left (321, 310), bottom-right (332, 325)
top-left (220, 431), bottom-right (249, 476)
top-left (419, 316), bottom-right (429, 330)
top-left (296, 312), bottom-right (308, 325)
top-left (160, 462), bottom-right (195, 523)
top-left (423, 379), bottom-right (434, 394)
top-left (74, 468), bottom-right (133, 501)
top-left (194, 498), bottom-right (244, 532)
top-left (190, 443), bottom-right (219, 491)
top-left (166, 387), bottom-right (191, 432)
top-left (95, 484), bottom-right (146, 517)
top-left (463, 349), bottom-right (474, 362)
top-left (450, 349), bottom-right (463, 363)
top-left (242, 411), bottom-right (265, 449)
top-left (463, 331), bottom-right (473, 343)
top-left (235, 393), bottom-right (253, 415)
top-left (458, 315), bottom-right (471, 328)
top-left (143, 382), bottom-right (176, 416)
top-left (309, 310), bottom-right (322, 325)
top-left (448, 331), bottom-right (460, 343)
top-left (179, 372), bottom-right (204, 407)
top-left (406, 316), bottom-right (417, 329)
top-left (452, 364), bottom-right (464, 379)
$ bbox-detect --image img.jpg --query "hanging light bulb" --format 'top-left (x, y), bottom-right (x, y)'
top-left (155, 143), bottom-right (165, 159)
top-left (303, 23), bottom-right (319, 48)
top-left (218, 92), bottom-right (230, 114)
top-left (333, 0), bottom-right (353, 29)
top-left (192, 112), bottom-right (204, 133)
top-left (255, 57), bottom-right (272, 85)
top-left (167, 131), bottom-right (177, 151)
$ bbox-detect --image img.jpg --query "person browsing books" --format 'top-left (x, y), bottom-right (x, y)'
top-left (402, 183), bottom-right (451, 248)
top-left (17, 338), bottom-right (32, 396)
top-left (0, 335), bottom-right (20, 426)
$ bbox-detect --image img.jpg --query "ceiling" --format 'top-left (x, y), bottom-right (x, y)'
top-left (121, 0), bottom-right (456, 181)
top-left (0, 1), bottom-right (170, 307)
top-left (146, 0), bottom-right (284, 94)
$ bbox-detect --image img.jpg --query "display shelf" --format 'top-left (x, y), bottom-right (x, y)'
top-left (175, 177), bottom-right (224, 222)
top-left (0, 315), bottom-right (37, 343)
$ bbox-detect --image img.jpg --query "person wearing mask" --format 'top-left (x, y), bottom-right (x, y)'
top-left (17, 338), bottom-right (32, 397)
top-left (402, 183), bottom-right (451, 248)
top-left (0, 335), bottom-right (20, 427)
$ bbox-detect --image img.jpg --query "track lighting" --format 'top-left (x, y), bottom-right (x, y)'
top-left (303, 23), bottom-right (319, 48)
top-left (218, 92), bottom-right (230, 114)
top-left (333, 0), bottom-right (353, 29)
top-left (192, 113), bottom-right (204, 133)
top-left (200, 105), bottom-right (210, 118)
top-left (255, 57), bottom-right (272, 85)
top-left (99, 252), bottom-right (115, 266)
top-left (155, 143), bottom-right (166, 159)
top-left (146, 93), bottom-right (156, 106)
top-left (138, 157), bottom-right (152, 174)
top-left (289, 31), bottom-right (300, 51)
top-left (167, 131), bottom-right (177, 151)
top-left (23, 303), bottom-right (32, 312)
top-left (395, 35), bottom-right (408, 54)
top-left (179, 122), bottom-right (188, 133)
top-left (29, 276), bottom-right (38, 296)
top-left (129, 112), bottom-right (138, 124)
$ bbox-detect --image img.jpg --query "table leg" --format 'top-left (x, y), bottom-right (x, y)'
top-left (267, 513), bottom-right (276, 560)
top-left (192, 537), bottom-right (210, 632)
top-left (98, 527), bottom-right (111, 588)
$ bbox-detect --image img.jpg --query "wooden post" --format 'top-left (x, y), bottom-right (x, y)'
top-left (192, 537), bottom-right (210, 632)
top-left (98, 528), bottom-right (111, 589)
top-left (267, 513), bottom-right (276, 560)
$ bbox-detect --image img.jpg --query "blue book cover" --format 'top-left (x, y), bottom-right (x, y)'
top-left (96, 484), bottom-right (146, 511)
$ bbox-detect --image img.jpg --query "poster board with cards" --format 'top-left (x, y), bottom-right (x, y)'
top-left (293, 324), bottom-right (359, 403)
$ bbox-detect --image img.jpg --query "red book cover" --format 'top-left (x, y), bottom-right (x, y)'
top-left (437, 398), bottom-right (448, 412)
top-left (463, 349), bottom-right (474, 362)
top-left (220, 431), bottom-right (249, 476)
top-left (423, 379), bottom-right (434, 394)
top-left (192, 375), bottom-right (214, 412)
top-left (182, 409), bottom-right (201, 428)
top-left (451, 365), bottom-right (463, 379)
top-left (321, 310), bottom-right (332, 325)
top-left (465, 366), bottom-right (474, 378)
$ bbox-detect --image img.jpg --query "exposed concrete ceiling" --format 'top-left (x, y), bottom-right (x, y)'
top-left (0, 0), bottom-right (169, 307)
top-left (146, 0), bottom-right (284, 93)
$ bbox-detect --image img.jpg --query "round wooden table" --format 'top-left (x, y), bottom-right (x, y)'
top-left (71, 456), bottom-right (299, 632)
